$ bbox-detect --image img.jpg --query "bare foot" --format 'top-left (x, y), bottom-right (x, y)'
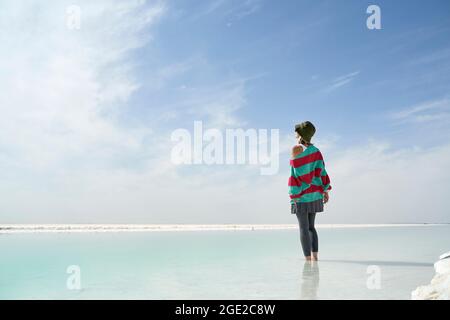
top-left (305, 256), bottom-right (312, 261)
top-left (312, 252), bottom-right (318, 261)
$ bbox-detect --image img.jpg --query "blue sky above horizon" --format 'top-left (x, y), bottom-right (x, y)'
top-left (128, 0), bottom-right (450, 148)
top-left (0, 0), bottom-right (450, 224)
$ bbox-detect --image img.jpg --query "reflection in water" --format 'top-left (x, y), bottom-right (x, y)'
top-left (320, 259), bottom-right (432, 267)
top-left (300, 261), bottom-right (320, 300)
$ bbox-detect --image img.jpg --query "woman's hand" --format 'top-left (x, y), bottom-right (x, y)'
top-left (323, 192), bottom-right (329, 204)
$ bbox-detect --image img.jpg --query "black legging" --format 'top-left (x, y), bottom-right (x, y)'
top-left (295, 212), bottom-right (318, 257)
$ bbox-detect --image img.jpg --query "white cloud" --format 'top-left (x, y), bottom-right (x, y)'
top-left (155, 77), bottom-right (251, 129)
top-left (147, 58), bottom-right (196, 91)
top-left (390, 98), bottom-right (450, 124)
top-left (191, 0), bottom-right (262, 21)
top-left (1, 2), bottom-right (449, 225)
top-left (323, 141), bottom-right (450, 224)
top-left (325, 71), bottom-right (360, 91)
top-left (0, 0), bottom-right (265, 224)
top-left (0, 1), bottom-right (165, 172)
top-left (406, 47), bottom-right (450, 66)
top-left (231, 0), bottom-right (262, 20)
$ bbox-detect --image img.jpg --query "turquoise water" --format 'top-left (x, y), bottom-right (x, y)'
top-left (1, 226), bottom-right (449, 299)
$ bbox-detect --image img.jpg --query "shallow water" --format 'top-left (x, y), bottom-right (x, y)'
top-left (1, 225), bottom-right (449, 299)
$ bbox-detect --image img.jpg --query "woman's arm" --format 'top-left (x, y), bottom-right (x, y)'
top-left (291, 145), bottom-right (303, 158)
top-left (321, 161), bottom-right (331, 204)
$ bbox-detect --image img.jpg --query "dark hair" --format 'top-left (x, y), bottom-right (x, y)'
top-left (295, 121), bottom-right (316, 145)
top-left (299, 138), bottom-right (313, 146)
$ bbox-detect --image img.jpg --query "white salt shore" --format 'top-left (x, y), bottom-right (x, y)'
top-left (412, 251), bottom-right (450, 300)
top-left (0, 223), bottom-right (446, 233)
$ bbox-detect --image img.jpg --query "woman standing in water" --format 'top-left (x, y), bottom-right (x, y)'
top-left (289, 121), bottom-right (332, 261)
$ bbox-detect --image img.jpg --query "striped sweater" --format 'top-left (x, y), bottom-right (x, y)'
top-left (288, 144), bottom-right (332, 203)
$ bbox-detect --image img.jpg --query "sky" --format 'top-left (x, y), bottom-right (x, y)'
top-left (0, 0), bottom-right (450, 224)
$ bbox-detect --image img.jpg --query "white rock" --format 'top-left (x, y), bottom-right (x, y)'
top-left (411, 285), bottom-right (435, 300)
top-left (411, 251), bottom-right (450, 300)
top-left (439, 251), bottom-right (450, 260)
top-left (434, 259), bottom-right (450, 275)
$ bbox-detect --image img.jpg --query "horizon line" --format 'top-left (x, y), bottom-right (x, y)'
top-left (0, 223), bottom-right (448, 233)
